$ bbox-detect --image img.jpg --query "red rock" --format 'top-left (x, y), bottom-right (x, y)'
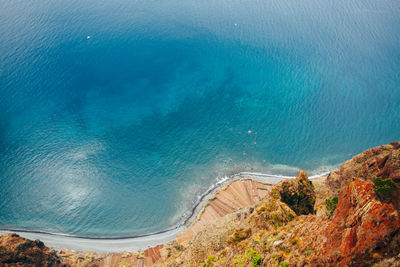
top-left (326, 142), bottom-right (400, 194)
top-left (323, 179), bottom-right (400, 265)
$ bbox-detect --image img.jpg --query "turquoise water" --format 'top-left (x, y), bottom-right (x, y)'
top-left (0, 0), bottom-right (399, 237)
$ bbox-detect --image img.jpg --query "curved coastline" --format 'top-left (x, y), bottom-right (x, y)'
top-left (0, 170), bottom-right (331, 252)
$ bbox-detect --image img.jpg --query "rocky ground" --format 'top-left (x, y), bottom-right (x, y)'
top-left (0, 233), bottom-right (66, 267)
top-left (1, 141), bottom-right (400, 266)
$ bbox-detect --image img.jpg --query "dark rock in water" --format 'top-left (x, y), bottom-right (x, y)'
top-left (0, 233), bottom-right (67, 267)
top-left (276, 170), bottom-right (316, 215)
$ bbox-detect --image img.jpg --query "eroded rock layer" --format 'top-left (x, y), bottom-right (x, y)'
top-left (326, 141), bottom-right (400, 194)
top-left (2, 141), bottom-right (400, 266)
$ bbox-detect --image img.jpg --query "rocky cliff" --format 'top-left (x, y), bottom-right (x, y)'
top-left (160, 141), bottom-right (400, 266)
top-left (0, 233), bottom-right (66, 267)
top-left (326, 141), bottom-right (400, 194)
top-left (1, 141), bottom-right (400, 266)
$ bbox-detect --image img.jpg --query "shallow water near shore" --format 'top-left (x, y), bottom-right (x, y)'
top-left (0, 173), bottom-right (289, 252)
top-left (1, 0), bottom-right (400, 237)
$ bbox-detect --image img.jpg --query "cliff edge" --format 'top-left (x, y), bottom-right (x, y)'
top-left (1, 141), bottom-right (400, 266)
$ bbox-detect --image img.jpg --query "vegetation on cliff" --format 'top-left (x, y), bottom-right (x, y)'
top-left (1, 141), bottom-right (400, 266)
top-left (325, 196), bottom-right (338, 217)
top-left (373, 176), bottom-right (399, 203)
top-left (275, 170), bottom-right (316, 216)
top-left (160, 142), bottom-right (400, 266)
top-left (326, 141), bottom-right (400, 194)
top-left (0, 233), bottom-right (66, 267)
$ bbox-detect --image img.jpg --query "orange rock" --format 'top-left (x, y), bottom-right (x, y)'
top-left (326, 141), bottom-right (400, 194)
top-left (323, 179), bottom-right (400, 265)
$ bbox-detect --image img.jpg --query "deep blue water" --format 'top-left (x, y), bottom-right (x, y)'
top-left (0, 0), bottom-right (399, 237)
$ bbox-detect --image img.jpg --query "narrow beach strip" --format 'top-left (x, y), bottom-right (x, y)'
top-left (0, 171), bottom-right (329, 253)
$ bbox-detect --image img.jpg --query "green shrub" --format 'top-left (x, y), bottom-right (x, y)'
top-left (325, 196), bottom-right (339, 217)
top-left (202, 255), bottom-right (216, 267)
top-left (373, 177), bottom-right (399, 202)
top-left (279, 262), bottom-right (289, 267)
top-left (251, 253), bottom-right (262, 267)
top-left (245, 248), bottom-right (262, 267)
top-left (207, 255), bottom-right (216, 262)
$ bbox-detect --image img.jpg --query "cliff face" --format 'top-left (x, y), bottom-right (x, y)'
top-left (160, 142), bottom-right (400, 266)
top-left (0, 233), bottom-right (66, 267)
top-left (323, 178), bottom-right (400, 265)
top-left (1, 141), bottom-right (400, 266)
top-left (326, 141), bottom-right (400, 194)
top-left (160, 170), bottom-right (324, 266)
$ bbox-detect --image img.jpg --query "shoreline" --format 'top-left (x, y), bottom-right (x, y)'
top-left (0, 171), bottom-right (330, 253)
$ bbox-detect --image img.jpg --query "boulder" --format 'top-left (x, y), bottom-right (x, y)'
top-left (276, 170), bottom-right (316, 215)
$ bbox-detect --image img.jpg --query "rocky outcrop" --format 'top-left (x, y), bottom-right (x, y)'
top-left (250, 186), bottom-right (297, 229)
top-left (323, 178), bottom-right (400, 265)
top-left (0, 233), bottom-right (66, 267)
top-left (160, 143), bottom-right (400, 266)
top-left (160, 173), bottom-right (317, 266)
top-left (3, 142), bottom-right (400, 266)
top-left (276, 170), bottom-right (316, 215)
top-left (326, 141), bottom-right (400, 194)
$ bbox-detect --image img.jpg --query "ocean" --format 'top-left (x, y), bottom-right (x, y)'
top-left (0, 0), bottom-right (399, 237)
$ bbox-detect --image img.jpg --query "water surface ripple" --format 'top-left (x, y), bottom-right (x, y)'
top-left (0, 0), bottom-right (399, 236)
